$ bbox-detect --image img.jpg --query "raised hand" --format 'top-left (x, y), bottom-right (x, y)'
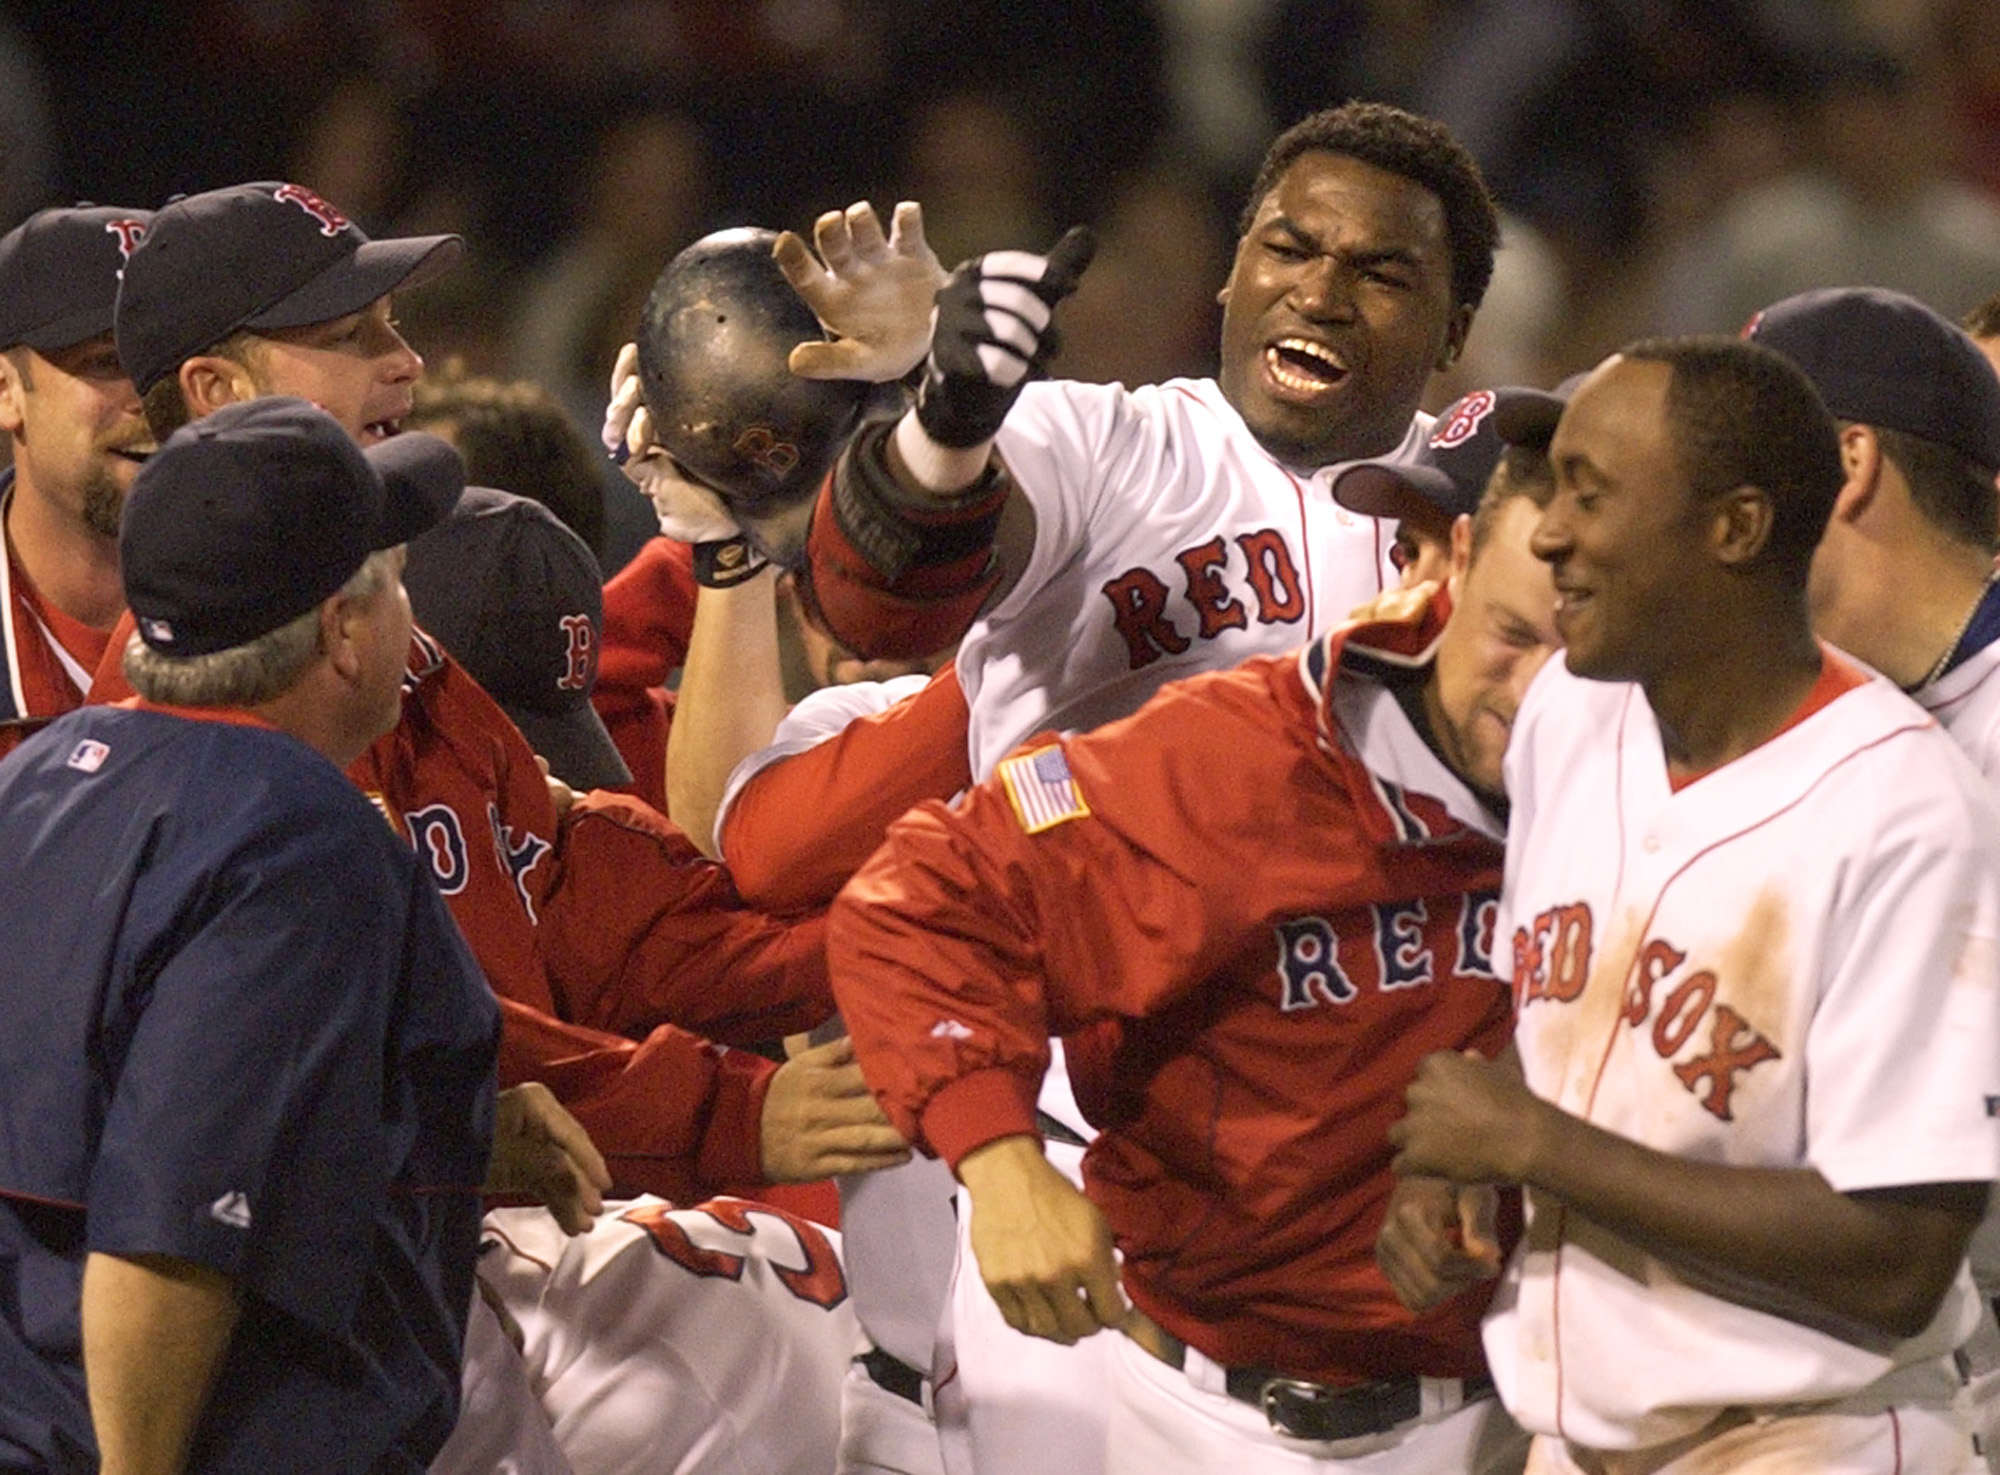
top-left (774, 201), bottom-right (947, 382)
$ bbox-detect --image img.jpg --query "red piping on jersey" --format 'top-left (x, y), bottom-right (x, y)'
top-left (0, 1185), bottom-right (86, 1212)
top-left (121, 696), bottom-right (283, 732)
top-left (1547, 685), bottom-right (1932, 1442)
top-left (1283, 471), bottom-right (1320, 621)
top-left (1665, 651), bottom-right (1869, 793)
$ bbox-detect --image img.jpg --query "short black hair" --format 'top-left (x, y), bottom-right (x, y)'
top-left (1964, 290), bottom-right (2000, 343)
top-left (1240, 101), bottom-right (1499, 313)
top-left (1874, 424), bottom-right (2000, 553)
top-left (1469, 444), bottom-right (1557, 561)
top-left (1622, 336), bottom-right (1843, 584)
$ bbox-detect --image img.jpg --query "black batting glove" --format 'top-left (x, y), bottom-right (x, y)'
top-left (914, 226), bottom-right (1097, 449)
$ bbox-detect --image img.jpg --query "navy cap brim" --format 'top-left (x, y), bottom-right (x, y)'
top-left (1331, 461), bottom-right (1466, 528)
top-left (15, 303), bottom-right (117, 354)
top-left (242, 234), bottom-right (463, 331)
top-left (510, 701), bottom-right (633, 791)
top-left (364, 431), bottom-right (466, 548)
top-left (1489, 389), bottom-right (1568, 448)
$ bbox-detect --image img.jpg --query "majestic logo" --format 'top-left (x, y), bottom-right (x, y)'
top-left (103, 218), bottom-right (147, 261)
top-left (1102, 527), bottom-right (1307, 670)
top-left (1514, 902), bottom-right (1783, 1121)
top-left (557, 613), bottom-right (596, 692)
top-left (1429, 389), bottom-right (1496, 449)
top-left (273, 183), bottom-right (351, 237)
top-left (209, 1190), bottom-right (253, 1229)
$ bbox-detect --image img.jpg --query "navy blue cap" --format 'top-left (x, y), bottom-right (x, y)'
top-left (123, 398), bottom-right (465, 656)
top-left (402, 486), bottom-right (631, 790)
top-left (1334, 386), bottom-right (1553, 528)
top-left (1744, 287), bottom-right (2000, 473)
top-left (0, 204), bottom-right (153, 354)
top-left (115, 181), bottom-right (461, 394)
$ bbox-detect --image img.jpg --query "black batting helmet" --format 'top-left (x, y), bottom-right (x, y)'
top-left (635, 227), bottom-right (893, 562)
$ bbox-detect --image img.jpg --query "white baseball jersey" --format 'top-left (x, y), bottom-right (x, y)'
top-left (968, 376), bottom-right (1416, 779)
top-left (1488, 652), bottom-right (2000, 1452)
top-left (1920, 626), bottom-right (2000, 788)
top-left (443, 1198), bottom-right (860, 1475)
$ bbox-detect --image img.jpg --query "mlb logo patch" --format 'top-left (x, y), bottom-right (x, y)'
top-left (998, 745), bottom-right (1090, 834)
top-left (140, 617), bottom-right (174, 644)
top-left (65, 739), bottom-right (110, 773)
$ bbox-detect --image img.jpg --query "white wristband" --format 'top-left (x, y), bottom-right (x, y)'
top-left (893, 410), bottom-right (995, 496)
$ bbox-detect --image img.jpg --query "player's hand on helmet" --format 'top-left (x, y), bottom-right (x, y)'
top-left (1375, 1175), bottom-right (1504, 1312)
top-left (1389, 1047), bottom-right (1546, 1186)
top-left (774, 200), bottom-right (947, 382)
top-left (958, 1134), bottom-right (1127, 1345)
top-left (602, 341), bottom-right (647, 457)
top-left (915, 226), bottom-right (1099, 449)
top-left (760, 1035), bottom-right (911, 1182)
top-left (487, 1082), bottom-right (613, 1235)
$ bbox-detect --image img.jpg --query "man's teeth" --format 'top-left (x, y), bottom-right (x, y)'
top-left (366, 419), bottom-right (401, 438)
top-left (1267, 340), bottom-right (1346, 391)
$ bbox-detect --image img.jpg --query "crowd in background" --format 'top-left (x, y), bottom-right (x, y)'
top-left (5, 0), bottom-right (2000, 572)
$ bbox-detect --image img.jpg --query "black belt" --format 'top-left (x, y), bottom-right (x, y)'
top-left (1125, 1313), bottom-right (1493, 1443)
top-left (856, 1345), bottom-right (927, 1405)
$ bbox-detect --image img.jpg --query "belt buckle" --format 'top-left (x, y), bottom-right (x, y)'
top-left (1258, 1377), bottom-right (1364, 1442)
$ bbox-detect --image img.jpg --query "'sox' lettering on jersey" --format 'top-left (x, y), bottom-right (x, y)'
top-left (406, 803), bottom-right (470, 894)
top-left (1276, 917), bottom-right (1358, 1010)
top-left (1520, 907), bottom-right (1785, 1121)
top-left (624, 1198), bottom-right (847, 1309)
top-left (488, 802), bottom-right (552, 924)
top-left (1515, 902), bottom-right (1593, 1006)
top-left (557, 613), bottom-right (596, 692)
top-left (1101, 528), bottom-right (1308, 669)
top-left (272, 182), bottom-right (350, 236)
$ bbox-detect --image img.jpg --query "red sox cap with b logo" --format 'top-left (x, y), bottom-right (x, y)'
top-left (0, 203), bottom-right (154, 354)
top-left (114, 180), bottom-right (463, 395)
top-left (1332, 384), bottom-right (1559, 532)
top-left (399, 486), bottom-right (631, 791)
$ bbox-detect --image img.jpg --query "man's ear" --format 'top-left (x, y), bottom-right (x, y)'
top-left (1445, 510), bottom-right (1474, 595)
top-left (1436, 305), bottom-right (1474, 372)
top-left (317, 593), bottom-right (361, 682)
top-left (180, 355), bottom-right (258, 419)
top-left (1832, 423), bottom-right (1883, 525)
top-left (0, 350), bottom-right (29, 437)
top-left (1710, 485), bottom-right (1775, 569)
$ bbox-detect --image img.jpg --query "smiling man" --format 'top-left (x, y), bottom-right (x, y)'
top-left (0, 203), bottom-right (154, 758)
top-left (829, 432), bottom-right (1559, 1475)
top-left (1386, 339), bottom-right (2000, 1473)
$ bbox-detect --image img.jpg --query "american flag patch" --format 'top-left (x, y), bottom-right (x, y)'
top-left (998, 745), bottom-right (1089, 833)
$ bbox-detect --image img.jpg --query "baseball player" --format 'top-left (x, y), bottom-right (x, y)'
top-left (92, 178), bottom-right (901, 1209)
top-left (824, 397), bottom-right (1558, 1474)
top-left (1743, 285), bottom-right (2000, 1469)
top-left (771, 100), bottom-right (1498, 1475)
top-left (1384, 338), bottom-right (2000, 1473)
top-left (0, 397), bottom-right (606, 1474)
top-left (0, 203), bottom-right (153, 761)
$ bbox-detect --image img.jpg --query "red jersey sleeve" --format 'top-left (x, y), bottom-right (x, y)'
top-left (720, 663), bottom-right (972, 913)
top-left (495, 996), bottom-right (772, 1201)
top-left (538, 789), bottom-right (834, 1046)
top-left (593, 537), bottom-right (699, 812)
